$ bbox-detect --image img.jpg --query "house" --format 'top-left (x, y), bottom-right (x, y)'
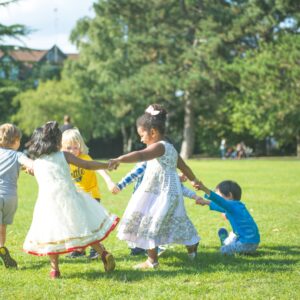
top-left (0, 45), bottom-right (78, 80)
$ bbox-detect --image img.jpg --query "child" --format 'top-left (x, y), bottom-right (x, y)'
top-left (0, 123), bottom-right (34, 269)
top-left (113, 162), bottom-right (203, 256)
top-left (195, 180), bottom-right (260, 255)
top-left (23, 121), bottom-right (119, 279)
top-left (61, 128), bottom-right (117, 259)
top-left (109, 104), bottom-right (201, 269)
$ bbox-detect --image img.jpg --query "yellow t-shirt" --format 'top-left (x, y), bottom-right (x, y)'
top-left (69, 153), bottom-right (101, 199)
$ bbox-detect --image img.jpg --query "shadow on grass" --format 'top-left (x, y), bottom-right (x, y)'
top-left (19, 260), bottom-right (49, 271)
top-left (257, 245), bottom-right (300, 256)
top-left (55, 245), bottom-right (299, 282)
top-left (19, 245), bottom-right (299, 281)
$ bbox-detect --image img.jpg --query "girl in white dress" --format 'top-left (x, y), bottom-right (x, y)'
top-left (23, 122), bottom-right (119, 279)
top-left (110, 104), bottom-right (201, 269)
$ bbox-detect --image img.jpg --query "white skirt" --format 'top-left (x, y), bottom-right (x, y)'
top-left (117, 188), bottom-right (200, 249)
top-left (24, 189), bottom-right (119, 256)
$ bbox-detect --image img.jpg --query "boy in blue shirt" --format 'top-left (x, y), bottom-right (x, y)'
top-left (196, 180), bottom-right (260, 255)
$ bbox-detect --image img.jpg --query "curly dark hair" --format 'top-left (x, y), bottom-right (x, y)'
top-left (136, 104), bottom-right (167, 134)
top-left (26, 121), bottom-right (62, 158)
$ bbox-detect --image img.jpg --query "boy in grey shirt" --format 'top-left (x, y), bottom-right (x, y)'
top-left (0, 123), bottom-right (33, 268)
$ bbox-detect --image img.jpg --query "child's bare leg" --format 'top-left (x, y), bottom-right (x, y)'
top-left (147, 248), bottom-right (158, 264)
top-left (91, 242), bottom-right (106, 255)
top-left (49, 254), bottom-right (59, 271)
top-left (0, 224), bottom-right (6, 247)
top-left (49, 254), bottom-right (60, 279)
top-left (92, 242), bottom-right (115, 272)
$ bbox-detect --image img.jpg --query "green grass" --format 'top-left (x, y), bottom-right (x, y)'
top-left (0, 159), bottom-right (299, 299)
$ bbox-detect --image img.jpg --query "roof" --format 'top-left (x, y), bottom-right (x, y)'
top-left (67, 53), bottom-right (79, 60)
top-left (0, 46), bottom-right (79, 63)
top-left (0, 49), bottom-right (46, 62)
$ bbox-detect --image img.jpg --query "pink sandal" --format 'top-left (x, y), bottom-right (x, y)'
top-left (50, 270), bottom-right (61, 279)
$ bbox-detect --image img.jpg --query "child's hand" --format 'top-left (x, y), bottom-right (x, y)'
top-left (112, 186), bottom-right (121, 194)
top-left (108, 159), bottom-right (120, 171)
top-left (24, 167), bottom-right (34, 176)
top-left (179, 173), bottom-right (187, 182)
top-left (191, 180), bottom-right (208, 193)
top-left (191, 179), bottom-right (202, 190)
top-left (195, 196), bottom-right (208, 206)
top-left (107, 182), bottom-right (118, 193)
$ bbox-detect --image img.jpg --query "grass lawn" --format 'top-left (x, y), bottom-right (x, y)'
top-left (0, 158), bottom-right (299, 299)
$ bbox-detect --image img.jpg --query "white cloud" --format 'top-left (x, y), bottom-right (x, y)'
top-left (0, 0), bottom-right (95, 53)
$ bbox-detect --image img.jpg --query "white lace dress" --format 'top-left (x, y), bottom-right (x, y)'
top-left (23, 151), bottom-right (119, 256)
top-left (117, 141), bottom-right (200, 249)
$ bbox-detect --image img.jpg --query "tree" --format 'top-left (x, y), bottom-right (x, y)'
top-left (0, 0), bottom-right (30, 52)
top-left (69, 0), bottom-right (300, 157)
top-left (0, 0), bottom-right (30, 123)
top-left (12, 80), bottom-right (88, 136)
top-left (225, 34), bottom-right (300, 156)
top-left (68, 0), bottom-right (233, 156)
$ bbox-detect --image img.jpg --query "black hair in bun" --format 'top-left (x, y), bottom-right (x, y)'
top-left (136, 104), bottom-right (167, 134)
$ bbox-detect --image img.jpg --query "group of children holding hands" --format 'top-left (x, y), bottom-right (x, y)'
top-left (0, 104), bottom-right (260, 279)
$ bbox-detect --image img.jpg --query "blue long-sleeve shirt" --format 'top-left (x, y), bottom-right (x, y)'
top-left (117, 162), bottom-right (196, 199)
top-left (117, 162), bottom-right (146, 193)
top-left (207, 191), bottom-right (260, 244)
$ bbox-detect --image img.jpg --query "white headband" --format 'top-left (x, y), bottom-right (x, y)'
top-left (145, 105), bottom-right (160, 116)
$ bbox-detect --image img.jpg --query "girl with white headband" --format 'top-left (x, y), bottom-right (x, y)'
top-left (110, 104), bottom-right (201, 269)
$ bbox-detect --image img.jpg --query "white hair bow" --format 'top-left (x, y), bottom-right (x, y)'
top-left (145, 105), bottom-right (160, 116)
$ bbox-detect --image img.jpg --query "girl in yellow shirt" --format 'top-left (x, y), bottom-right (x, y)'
top-left (62, 128), bottom-right (117, 259)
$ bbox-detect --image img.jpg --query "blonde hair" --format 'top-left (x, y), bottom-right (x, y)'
top-left (0, 123), bottom-right (22, 148)
top-left (61, 128), bottom-right (89, 154)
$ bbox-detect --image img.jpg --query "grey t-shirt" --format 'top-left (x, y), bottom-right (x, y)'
top-left (0, 148), bottom-right (27, 198)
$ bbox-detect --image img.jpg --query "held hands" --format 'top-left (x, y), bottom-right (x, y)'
top-left (191, 180), bottom-right (211, 196)
top-left (106, 181), bottom-right (119, 193)
top-left (195, 196), bottom-right (209, 206)
top-left (23, 166), bottom-right (34, 176)
top-left (111, 186), bottom-right (121, 195)
top-left (108, 159), bottom-right (120, 171)
top-left (179, 173), bottom-right (188, 182)
top-left (191, 178), bottom-right (202, 190)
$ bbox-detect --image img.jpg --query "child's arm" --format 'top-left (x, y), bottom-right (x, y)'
top-left (195, 195), bottom-right (211, 206)
top-left (206, 191), bottom-right (233, 212)
top-left (196, 181), bottom-right (227, 213)
top-left (110, 142), bottom-right (165, 165)
top-left (194, 181), bottom-right (211, 195)
top-left (181, 184), bottom-right (210, 206)
top-left (181, 184), bottom-right (198, 199)
top-left (194, 193), bottom-right (226, 211)
top-left (18, 154), bottom-right (34, 175)
top-left (116, 162), bottom-right (146, 191)
top-left (63, 151), bottom-right (109, 170)
top-left (177, 155), bottom-right (201, 187)
top-left (97, 170), bottom-right (118, 192)
top-left (197, 181), bottom-right (232, 212)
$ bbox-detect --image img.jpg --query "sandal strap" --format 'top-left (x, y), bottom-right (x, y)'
top-left (146, 259), bottom-right (159, 268)
top-left (101, 250), bottom-right (109, 261)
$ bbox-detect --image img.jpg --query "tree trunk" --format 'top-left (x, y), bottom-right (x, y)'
top-left (121, 123), bottom-right (134, 153)
top-left (180, 91), bottom-right (195, 159)
top-left (297, 130), bottom-right (300, 158)
top-left (126, 126), bottom-right (134, 153)
top-left (121, 123), bottom-right (129, 153)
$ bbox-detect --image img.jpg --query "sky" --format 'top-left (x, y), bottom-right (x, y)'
top-left (0, 0), bottom-right (96, 53)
